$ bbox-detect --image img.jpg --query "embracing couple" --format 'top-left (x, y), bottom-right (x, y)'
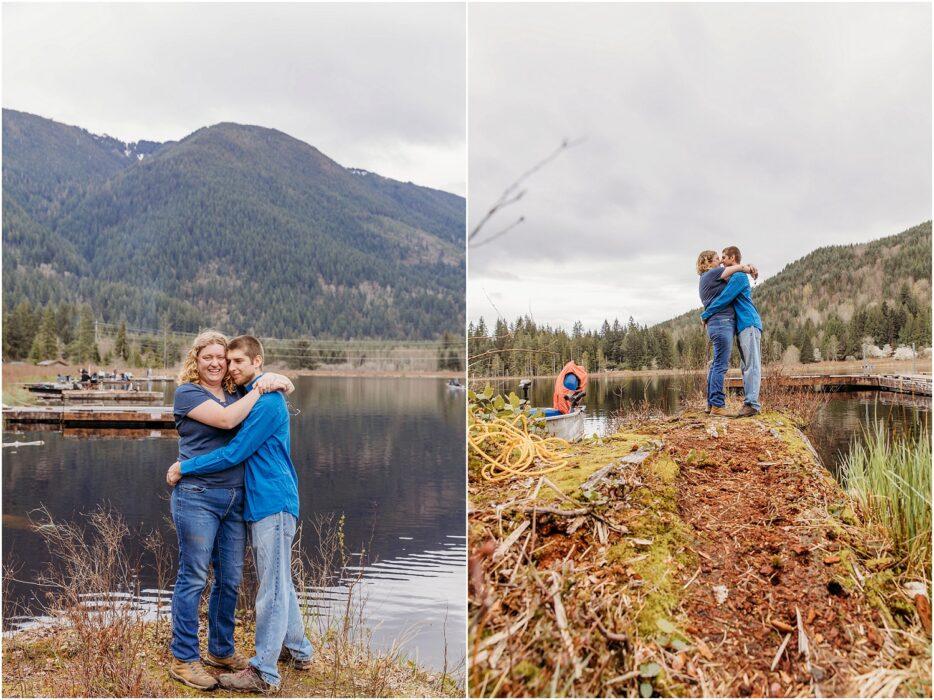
top-left (165, 330), bottom-right (312, 693)
top-left (697, 245), bottom-right (763, 418)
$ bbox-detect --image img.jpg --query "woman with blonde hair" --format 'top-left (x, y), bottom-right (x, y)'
top-left (167, 329), bottom-right (293, 690)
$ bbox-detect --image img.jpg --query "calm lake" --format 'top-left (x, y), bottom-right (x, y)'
top-left (2, 376), bottom-right (466, 672)
top-left (479, 373), bottom-right (931, 475)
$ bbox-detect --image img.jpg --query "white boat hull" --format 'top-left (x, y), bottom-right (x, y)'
top-left (544, 407), bottom-right (586, 442)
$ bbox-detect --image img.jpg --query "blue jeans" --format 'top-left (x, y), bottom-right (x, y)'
top-left (706, 317), bottom-right (734, 408)
top-left (738, 326), bottom-right (762, 410)
top-left (250, 511), bottom-right (313, 687)
top-left (170, 485), bottom-right (246, 662)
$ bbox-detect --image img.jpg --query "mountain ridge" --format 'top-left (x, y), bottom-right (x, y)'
top-left (2, 109), bottom-right (465, 339)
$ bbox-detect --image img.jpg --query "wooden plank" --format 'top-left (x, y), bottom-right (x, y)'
top-left (3, 405), bottom-right (175, 428)
top-left (725, 373), bottom-right (931, 396)
top-left (62, 408), bottom-right (173, 422)
top-left (60, 390), bottom-right (163, 401)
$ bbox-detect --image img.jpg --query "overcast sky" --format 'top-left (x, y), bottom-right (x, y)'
top-left (2, 2), bottom-right (465, 194)
top-left (468, 2), bottom-right (932, 330)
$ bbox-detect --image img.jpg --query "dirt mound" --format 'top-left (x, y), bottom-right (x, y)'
top-left (664, 415), bottom-right (885, 696)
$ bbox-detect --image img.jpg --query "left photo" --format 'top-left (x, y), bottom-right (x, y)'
top-left (1, 3), bottom-right (466, 698)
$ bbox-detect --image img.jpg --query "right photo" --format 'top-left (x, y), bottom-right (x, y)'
top-left (467, 3), bottom-right (932, 698)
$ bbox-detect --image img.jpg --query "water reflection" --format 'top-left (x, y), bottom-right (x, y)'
top-left (2, 376), bottom-right (465, 671)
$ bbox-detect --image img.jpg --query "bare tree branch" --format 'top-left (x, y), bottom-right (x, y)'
top-left (469, 138), bottom-right (583, 246)
top-left (470, 216), bottom-right (526, 249)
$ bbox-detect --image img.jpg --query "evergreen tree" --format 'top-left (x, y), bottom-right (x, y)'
top-left (39, 307), bottom-right (59, 359)
top-left (287, 339), bottom-right (318, 370)
top-left (4, 301), bottom-right (40, 359)
top-left (56, 303), bottom-right (75, 347)
top-left (74, 304), bottom-right (98, 363)
top-left (799, 334), bottom-right (816, 364)
top-left (114, 320), bottom-right (129, 361)
top-left (28, 334), bottom-right (44, 363)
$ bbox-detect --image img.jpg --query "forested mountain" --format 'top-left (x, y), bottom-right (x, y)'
top-left (2, 109), bottom-right (464, 342)
top-left (469, 223), bottom-right (931, 376)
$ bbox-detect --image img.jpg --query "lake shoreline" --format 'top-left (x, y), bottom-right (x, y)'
top-left (2, 363), bottom-right (464, 405)
top-left (2, 617), bottom-right (462, 698)
top-left (468, 357), bottom-right (931, 382)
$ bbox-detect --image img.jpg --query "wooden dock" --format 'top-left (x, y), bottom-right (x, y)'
top-left (3, 405), bottom-right (176, 429)
top-left (726, 373), bottom-right (932, 397)
top-left (37, 390), bottom-right (163, 404)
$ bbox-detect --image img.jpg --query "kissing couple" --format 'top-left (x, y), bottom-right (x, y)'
top-left (697, 245), bottom-right (764, 418)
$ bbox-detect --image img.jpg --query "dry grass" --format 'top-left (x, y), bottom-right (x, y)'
top-left (11, 505), bottom-right (165, 696)
top-left (758, 367), bottom-right (832, 428)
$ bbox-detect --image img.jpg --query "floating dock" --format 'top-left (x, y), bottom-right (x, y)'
top-left (36, 390), bottom-right (163, 404)
top-left (726, 373), bottom-right (932, 397)
top-left (3, 405), bottom-right (176, 429)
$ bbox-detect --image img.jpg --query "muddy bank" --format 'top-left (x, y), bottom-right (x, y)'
top-left (468, 410), bottom-right (931, 697)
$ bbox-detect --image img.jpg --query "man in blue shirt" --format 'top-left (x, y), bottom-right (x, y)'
top-left (701, 246), bottom-right (764, 417)
top-left (166, 335), bottom-right (312, 692)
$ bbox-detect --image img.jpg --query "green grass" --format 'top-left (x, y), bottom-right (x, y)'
top-left (843, 422), bottom-right (932, 574)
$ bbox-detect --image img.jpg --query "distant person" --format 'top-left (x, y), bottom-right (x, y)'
top-left (167, 335), bottom-right (313, 693)
top-left (701, 245), bottom-right (763, 417)
top-left (163, 330), bottom-right (294, 691)
top-left (696, 250), bottom-right (758, 416)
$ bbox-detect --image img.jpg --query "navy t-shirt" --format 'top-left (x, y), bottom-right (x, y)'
top-left (173, 383), bottom-right (245, 489)
top-left (699, 267), bottom-right (735, 324)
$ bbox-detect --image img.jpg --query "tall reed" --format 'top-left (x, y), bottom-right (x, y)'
top-left (843, 422), bottom-right (932, 573)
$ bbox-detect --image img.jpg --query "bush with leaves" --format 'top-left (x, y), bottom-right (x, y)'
top-left (468, 385), bottom-right (545, 430)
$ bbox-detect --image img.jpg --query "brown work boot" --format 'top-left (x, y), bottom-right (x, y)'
top-left (709, 406), bottom-right (733, 417)
top-left (704, 405), bottom-right (712, 414)
top-left (203, 649), bottom-right (251, 671)
top-left (280, 646), bottom-right (313, 671)
top-left (736, 404), bottom-right (760, 418)
top-left (219, 665), bottom-right (275, 693)
top-left (168, 658), bottom-right (218, 690)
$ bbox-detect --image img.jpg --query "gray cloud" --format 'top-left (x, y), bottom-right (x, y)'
top-left (468, 2), bottom-right (931, 327)
top-left (2, 2), bottom-right (465, 193)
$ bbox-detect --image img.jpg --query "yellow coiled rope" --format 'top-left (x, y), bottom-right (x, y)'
top-left (469, 411), bottom-right (571, 482)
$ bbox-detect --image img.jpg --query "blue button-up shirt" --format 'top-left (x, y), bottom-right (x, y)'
top-left (701, 271), bottom-right (763, 334)
top-left (180, 374), bottom-right (299, 522)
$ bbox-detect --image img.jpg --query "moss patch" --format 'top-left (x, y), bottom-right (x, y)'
top-left (606, 453), bottom-right (694, 638)
top-left (544, 431), bottom-right (650, 500)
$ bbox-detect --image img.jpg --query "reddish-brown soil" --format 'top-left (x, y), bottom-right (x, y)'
top-left (659, 416), bottom-right (884, 697)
